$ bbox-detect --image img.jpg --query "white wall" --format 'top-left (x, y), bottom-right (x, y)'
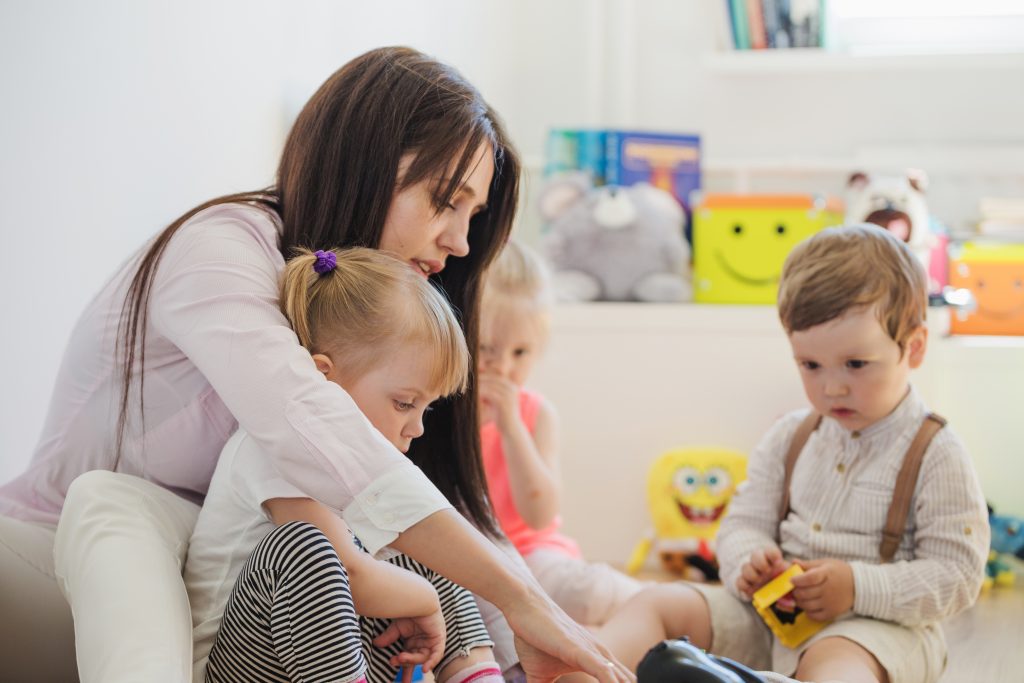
top-left (3, 1), bottom-right (1022, 526)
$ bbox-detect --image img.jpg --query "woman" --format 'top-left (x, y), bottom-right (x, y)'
top-left (0, 46), bottom-right (631, 683)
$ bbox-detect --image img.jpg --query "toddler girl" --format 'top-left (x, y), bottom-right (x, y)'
top-left (185, 248), bottom-right (500, 683)
top-left (478, 240), bottom-right (643, 626)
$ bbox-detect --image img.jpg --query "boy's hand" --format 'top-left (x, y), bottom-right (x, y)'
top-left (477, 372), bottom-right (521, 432)
top-left (373, 608), bottom-right (446, 683)
top-left (736, 546), bottom-right (789, 599)
top-left (790, 558), bottom-right (854, 622)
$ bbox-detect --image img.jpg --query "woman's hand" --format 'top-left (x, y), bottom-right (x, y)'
top-left (504, 590), bottom-right (635, 683)
top-left (373, 608), bottom-right (446, 683)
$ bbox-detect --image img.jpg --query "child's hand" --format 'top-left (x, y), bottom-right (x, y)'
top-left (373, 607), bottom-right (447, 683)
top-left (477, 372), bottom-right (521, 432)
top-left (790, 558), bottom-right (854, 622)
top-left (736, 546), bottom-right (789, 599)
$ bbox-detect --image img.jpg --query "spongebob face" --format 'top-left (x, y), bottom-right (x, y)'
top-left (648, 449), bottom-right (747, 541)
top-left (950, 244), bottom-right (1024, 336)
top-left (693, 195), bottom-right (843, 304)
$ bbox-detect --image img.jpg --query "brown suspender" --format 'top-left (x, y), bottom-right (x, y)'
top-left (778, 411), bottom-right (947, 563)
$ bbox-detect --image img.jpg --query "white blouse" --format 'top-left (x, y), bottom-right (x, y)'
top-left (0, 203), bottom-right (450, 554)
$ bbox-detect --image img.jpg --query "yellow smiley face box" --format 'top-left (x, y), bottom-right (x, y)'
top-left (693, 194), bottom-right (844, 304)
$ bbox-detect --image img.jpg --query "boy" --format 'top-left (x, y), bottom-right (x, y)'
top-left (589, 225), bottom-right (988, 683)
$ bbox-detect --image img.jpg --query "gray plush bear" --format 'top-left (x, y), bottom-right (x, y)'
top-left (540, 172), bottom-right (691, 302)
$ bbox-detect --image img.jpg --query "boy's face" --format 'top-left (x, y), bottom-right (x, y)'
top-left (316, 346), bottom-right (441, 454)
top-left (788, 306), bottom-right (927, 432)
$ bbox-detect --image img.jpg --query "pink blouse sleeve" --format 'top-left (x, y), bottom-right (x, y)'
top-left (148, 205), bottom-right (451, 554)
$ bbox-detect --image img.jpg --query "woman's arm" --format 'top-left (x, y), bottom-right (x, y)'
top-left (390, 509), bottom-right (633, 683)
top-left (265, 497), bottom-right (440, 619)
top-left (148, 206), bottom-right (450, 554)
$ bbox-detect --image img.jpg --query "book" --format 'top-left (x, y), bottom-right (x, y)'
top-left (729, 0), bottom-right (751, 50)
top-left (747, 0), bottom-right (768, 50)
top-left (605, 130), bottom-right (702, 241)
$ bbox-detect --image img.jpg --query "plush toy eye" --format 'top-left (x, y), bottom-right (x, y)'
top-left (977, 279), bottom-right (986, 289)
top-left (1015, 280), bottom-right (1022, 290)
top-left (732, 224), bottom-right (743, 235)
top-left (704, 467), bottom-right (732, 496)
top-left (776, 224), bottom-right (786, 235)
top-left (673, 467), bottom-right (702, 496)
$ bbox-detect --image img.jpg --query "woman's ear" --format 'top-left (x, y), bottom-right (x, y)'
top-left (907, 326), bottom-right (928, 369)
top-left (311, 353), bottom-right (335, 378)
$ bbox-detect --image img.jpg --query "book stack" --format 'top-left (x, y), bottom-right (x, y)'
top-left (724, 0), bottom-right (824, 50)
top-left (977, 197), bottom-right (1024, 242)
top-left (545, 129), bottom-right (701, 211)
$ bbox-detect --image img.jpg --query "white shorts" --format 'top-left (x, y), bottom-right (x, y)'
top-left (689, 582), bottom-right (947, 683)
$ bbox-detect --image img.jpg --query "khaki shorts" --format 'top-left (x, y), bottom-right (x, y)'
top-left (688, 583), bottom-right (947, 683)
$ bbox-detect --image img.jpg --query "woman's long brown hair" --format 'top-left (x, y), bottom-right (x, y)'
top-left (116, 47), bottom-right (519, 536)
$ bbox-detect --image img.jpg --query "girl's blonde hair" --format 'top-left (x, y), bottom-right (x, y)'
top-left (482, 239), bottom-right (554, 314)
top-left (280, 247), bottom-right (469, 396)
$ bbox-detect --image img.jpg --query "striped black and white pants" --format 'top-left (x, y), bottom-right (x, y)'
top-left (206, 522), bottom-right (493, 683)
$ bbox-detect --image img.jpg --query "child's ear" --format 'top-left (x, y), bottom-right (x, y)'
top-left (906, 326), bottom-right (928, 369)
top-left (311, 353), bottom-right (335, 378)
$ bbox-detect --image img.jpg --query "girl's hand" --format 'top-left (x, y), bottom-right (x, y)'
top-left (790, 558), bottom-right (854, 622)
top-left (736, 546), bottom-right (789, 599)
top-left (373, 608), bottom-right (446, 683)
top-left (477, 372), bottom-right (521, 432)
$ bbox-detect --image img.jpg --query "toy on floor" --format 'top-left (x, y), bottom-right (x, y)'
top-left (752, 565), bottom-right (829, 649)
top-left (637, 637), bottom-right (765, 683)
top-left (845, 170), bottom-right (933, 279)
top-left (692, 194), bottom-right (843, 304)
top-left (948, 243), bottom-right (1024, 336)
top-left (985, 505), bottom-right (1024, 589)
top-left (627, 448), bottom-right (747, 579)
top-left (540, 171), bottom-right (692, 302)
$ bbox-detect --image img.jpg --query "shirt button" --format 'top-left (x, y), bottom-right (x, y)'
top-left (851, 431), bottom-right (861, 439)
top-left (836, 463), bottom-right (846, 474)
top-left (812, 523), bottom-right (822, 532)
top-left (964, 526), bottom-right (972, 535)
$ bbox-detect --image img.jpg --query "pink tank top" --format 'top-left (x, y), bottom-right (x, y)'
top-left (481, 389), bottom-right (580, 558)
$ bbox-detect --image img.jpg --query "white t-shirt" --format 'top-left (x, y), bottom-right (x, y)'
top-left (186, 427), bottom-right (358, 681)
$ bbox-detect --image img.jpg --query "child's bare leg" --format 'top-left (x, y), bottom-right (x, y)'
top-left (795, 637), bottom-right (888, 683)
top-left (560, 583), bottom-right (713, 683)
top-left (435, 646), bottom-right (500, 683)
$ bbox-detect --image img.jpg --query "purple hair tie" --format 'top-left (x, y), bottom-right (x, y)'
top-left (313, 249), bottom-right (337, 275)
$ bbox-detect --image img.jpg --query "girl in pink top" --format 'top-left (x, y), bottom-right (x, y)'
top-left (479, 241), bottom-right (643, 627)
top-left (0, 47), bottom-right (631, 683)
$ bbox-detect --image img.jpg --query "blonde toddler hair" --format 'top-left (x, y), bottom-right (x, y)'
top-left (482, 239), bottom-right (554, 316)
top-left (778, 224), bottom-right (928, 354)
top-left (280, 247), bottom-right (469, 396)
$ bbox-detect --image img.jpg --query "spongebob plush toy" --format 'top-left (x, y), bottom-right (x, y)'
top-left (627, 448), bottom-right (747, 579)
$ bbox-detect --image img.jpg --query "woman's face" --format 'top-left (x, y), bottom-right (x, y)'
top-left (380, 143), bottom-right (494, 278)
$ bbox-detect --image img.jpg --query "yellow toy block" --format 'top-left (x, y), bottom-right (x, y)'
top-left (693, 194), bottom-right (844, 304)
top-left (752, 565), bottom-right (829, 648)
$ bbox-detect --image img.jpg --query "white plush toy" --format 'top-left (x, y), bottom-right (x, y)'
top-left (539, 172), bottom-right (692, 302)
top-left (845, 170), bottom-right (932, 273)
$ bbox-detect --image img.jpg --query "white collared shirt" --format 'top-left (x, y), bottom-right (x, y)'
top-left (717, 388), bottom-right (989, 626)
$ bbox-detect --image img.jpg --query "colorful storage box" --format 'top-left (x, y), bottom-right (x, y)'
top-left (693, 194), bottom-right (843, 304)
top-left (948, 242), bottom-right (1024, 336)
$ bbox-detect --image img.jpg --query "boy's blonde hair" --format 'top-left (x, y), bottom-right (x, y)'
top-left (280, 247), bottom-right (469, 396)
top-left (482, 238), bottom-right (554, 314)
top-left (778, 224), bottom-right (928, 353)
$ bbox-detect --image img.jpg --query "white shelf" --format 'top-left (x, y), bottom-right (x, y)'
top-left (702, 49), bottom-right (1024, 74)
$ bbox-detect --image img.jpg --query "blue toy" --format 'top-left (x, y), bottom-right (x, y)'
top-left (637, 637), bottom-right (765, 683)
top-left (985, 505), bottom-right (1023, 589)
